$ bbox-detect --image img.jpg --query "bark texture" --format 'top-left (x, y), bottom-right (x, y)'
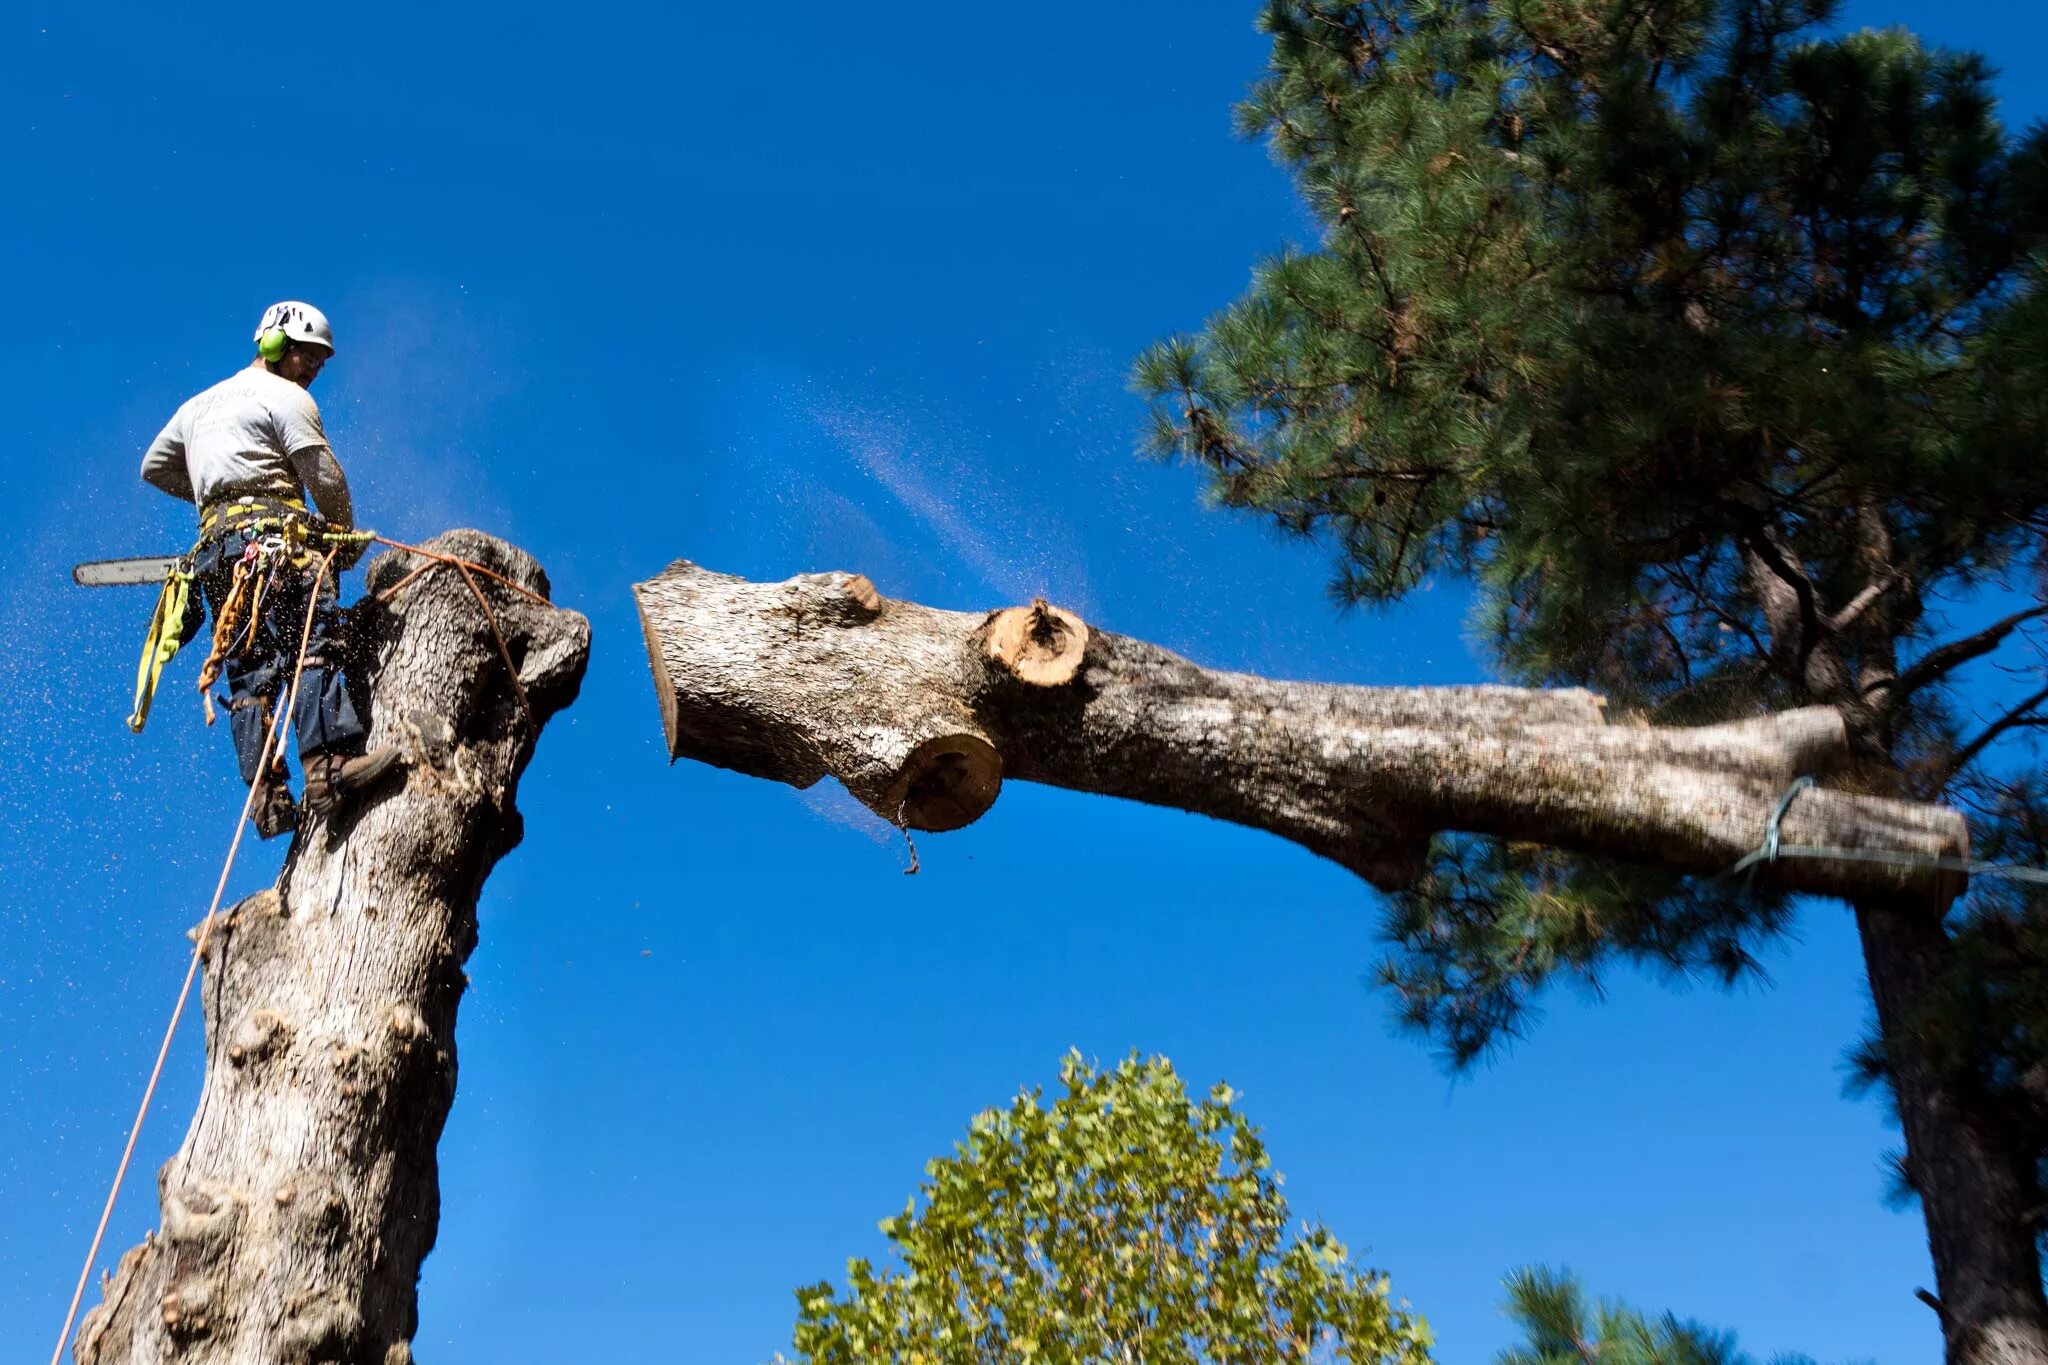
top-left (632, 560), bottom-right (1970, 906)
top-left (76, 531), bottom-right (589, 1365)
top-left (1857, 896), bottom-right (2048, 1365)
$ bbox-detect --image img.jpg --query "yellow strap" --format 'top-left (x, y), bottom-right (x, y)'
top-left (127, 566), bottom-right (193, 733)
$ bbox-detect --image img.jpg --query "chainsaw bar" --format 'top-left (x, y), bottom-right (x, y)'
top-left (73, 555), bottom-right (182, 587)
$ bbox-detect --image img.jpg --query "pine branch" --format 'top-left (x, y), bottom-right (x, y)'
top-left (1779, 455), bottom-right (1851, 508)
top-left (1940, 682), bottom-right (2048, 788)
top-left (1893, 604), bottom-right (2048, 700)
top-left (1652, 614), bottom-right (1696, 691)
top-left (1659, 560), bottom-right (1773, 664)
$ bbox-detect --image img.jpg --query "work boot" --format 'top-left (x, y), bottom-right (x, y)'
top-left (249, 775), bottom-right (299, 841)
top-left (301, 747), bottom-right (403, 821)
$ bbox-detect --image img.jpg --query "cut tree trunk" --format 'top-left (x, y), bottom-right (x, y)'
top-left (631, 560), bottom-right (1971, 907)
top-left (74, 531), bottom-right (588, 1365)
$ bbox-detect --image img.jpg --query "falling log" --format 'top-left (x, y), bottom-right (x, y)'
top-left (74, 531), bottom-right (589, 1365)
top-left (633, 558), bottom-right (1969, 905)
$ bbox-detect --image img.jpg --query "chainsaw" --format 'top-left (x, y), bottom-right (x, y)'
top-left (73, 555), bottom-right (183, 588)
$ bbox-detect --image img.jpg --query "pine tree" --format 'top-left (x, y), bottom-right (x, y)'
top-left (1133, 4), bottom-right (2048, 1362)
top-left (1498, 1267), bottom-right (1825, 1365)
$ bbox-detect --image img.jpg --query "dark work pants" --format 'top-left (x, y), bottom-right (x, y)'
top-left (193, 525), bottom-right (367, 786)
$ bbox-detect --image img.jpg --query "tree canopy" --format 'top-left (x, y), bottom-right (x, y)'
top-left (782, 1052), bottom-right (1433, 1364)
top-left (1134, 3), bottom-right (2048, 1359)
top-left (1132, 0), bottom-right (2048, 1185)
top-left (782, 1056), bottom-right (1841, 1364)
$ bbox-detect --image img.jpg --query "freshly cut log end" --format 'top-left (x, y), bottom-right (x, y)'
top-left (884, 733), bottom-right (1003, 832)
top-left (631, 563), bottom-right (850, 784)
top-left (634, 577), bottom-right (682, 761)
top-left (984, 600), bottom-right (1089, 686)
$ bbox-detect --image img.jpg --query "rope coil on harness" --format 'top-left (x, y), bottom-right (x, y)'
top-left (196, 538), bottom-right (283, 726)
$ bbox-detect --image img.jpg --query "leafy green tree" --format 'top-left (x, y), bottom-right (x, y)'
top-left (1133, 3), bottom-right (2048, 1362)
top-left (781, 1052), bottom-right (1434, 1364)
top-left (1498, 1267), bottom-right (1820, 1365)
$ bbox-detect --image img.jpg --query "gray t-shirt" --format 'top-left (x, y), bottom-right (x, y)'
top-left (140, 366), bottom-right (352, 525)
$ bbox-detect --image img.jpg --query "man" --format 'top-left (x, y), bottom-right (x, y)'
top-left (141, 301), bottom-right (398, 839)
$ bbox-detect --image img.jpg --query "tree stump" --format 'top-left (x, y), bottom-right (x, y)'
top-left (74, 531), bottom-right (589, 1365)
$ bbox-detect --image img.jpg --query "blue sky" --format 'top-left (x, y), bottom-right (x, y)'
top-left (3, 2), bottom-right (2042, 1361)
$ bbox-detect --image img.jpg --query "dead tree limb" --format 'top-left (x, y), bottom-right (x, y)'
top-left (633, 559), bottom-right (1968, 906)
top-left (75, 531), bottom-right (589, 1365)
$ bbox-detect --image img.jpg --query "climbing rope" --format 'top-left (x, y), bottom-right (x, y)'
top-left (364, 533), bottom-right (548, 726)
top-left (51, 545), bottom-right (342, 1365)
top-left (366, 533), bottom-right (551, 608)
top-left (53, 530), bottom-right (551, 1362)
top-left (1725, 775), bottom-right (2048, 889)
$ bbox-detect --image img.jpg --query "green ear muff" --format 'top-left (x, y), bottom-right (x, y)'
top-left (258, 328), bottom-right (289, 362)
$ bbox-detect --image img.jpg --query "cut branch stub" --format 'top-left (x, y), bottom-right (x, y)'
top-left (839, 573), bottom-right (884, 620)
top-left (632, 558), bottom-right (1972, 906)
top-left (984, 599), bottom-right (1089, 686)
top-left (886, 733), bottom-right (1004, 832)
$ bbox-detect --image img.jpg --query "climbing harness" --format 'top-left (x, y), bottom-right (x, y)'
top-left (125, 497), bottom-right (375, 733)
top-left (198, 491), bottom-right (309, 538)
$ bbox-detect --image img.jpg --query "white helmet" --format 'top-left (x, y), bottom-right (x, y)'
top-left (253, 301), bottom-right (335, 358)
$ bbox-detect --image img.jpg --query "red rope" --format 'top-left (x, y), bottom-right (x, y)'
top-left (367, 533), bottom-right (542, 726)
top-left (368, 533), bottom-right (552, 607)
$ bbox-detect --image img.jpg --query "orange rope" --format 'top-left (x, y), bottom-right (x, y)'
top-left (49, 546), bottom-right (341, 1365)
top-left (196, 554), bottom-right (263, 726)
top-left (456, 561), bottom-right (533, 725)
top-left (367, 534), bottom-right (540, 726)
top-left (372, 561), bottom-right (437, 605)
top-left (368, 534), bottom-right (552, 607)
